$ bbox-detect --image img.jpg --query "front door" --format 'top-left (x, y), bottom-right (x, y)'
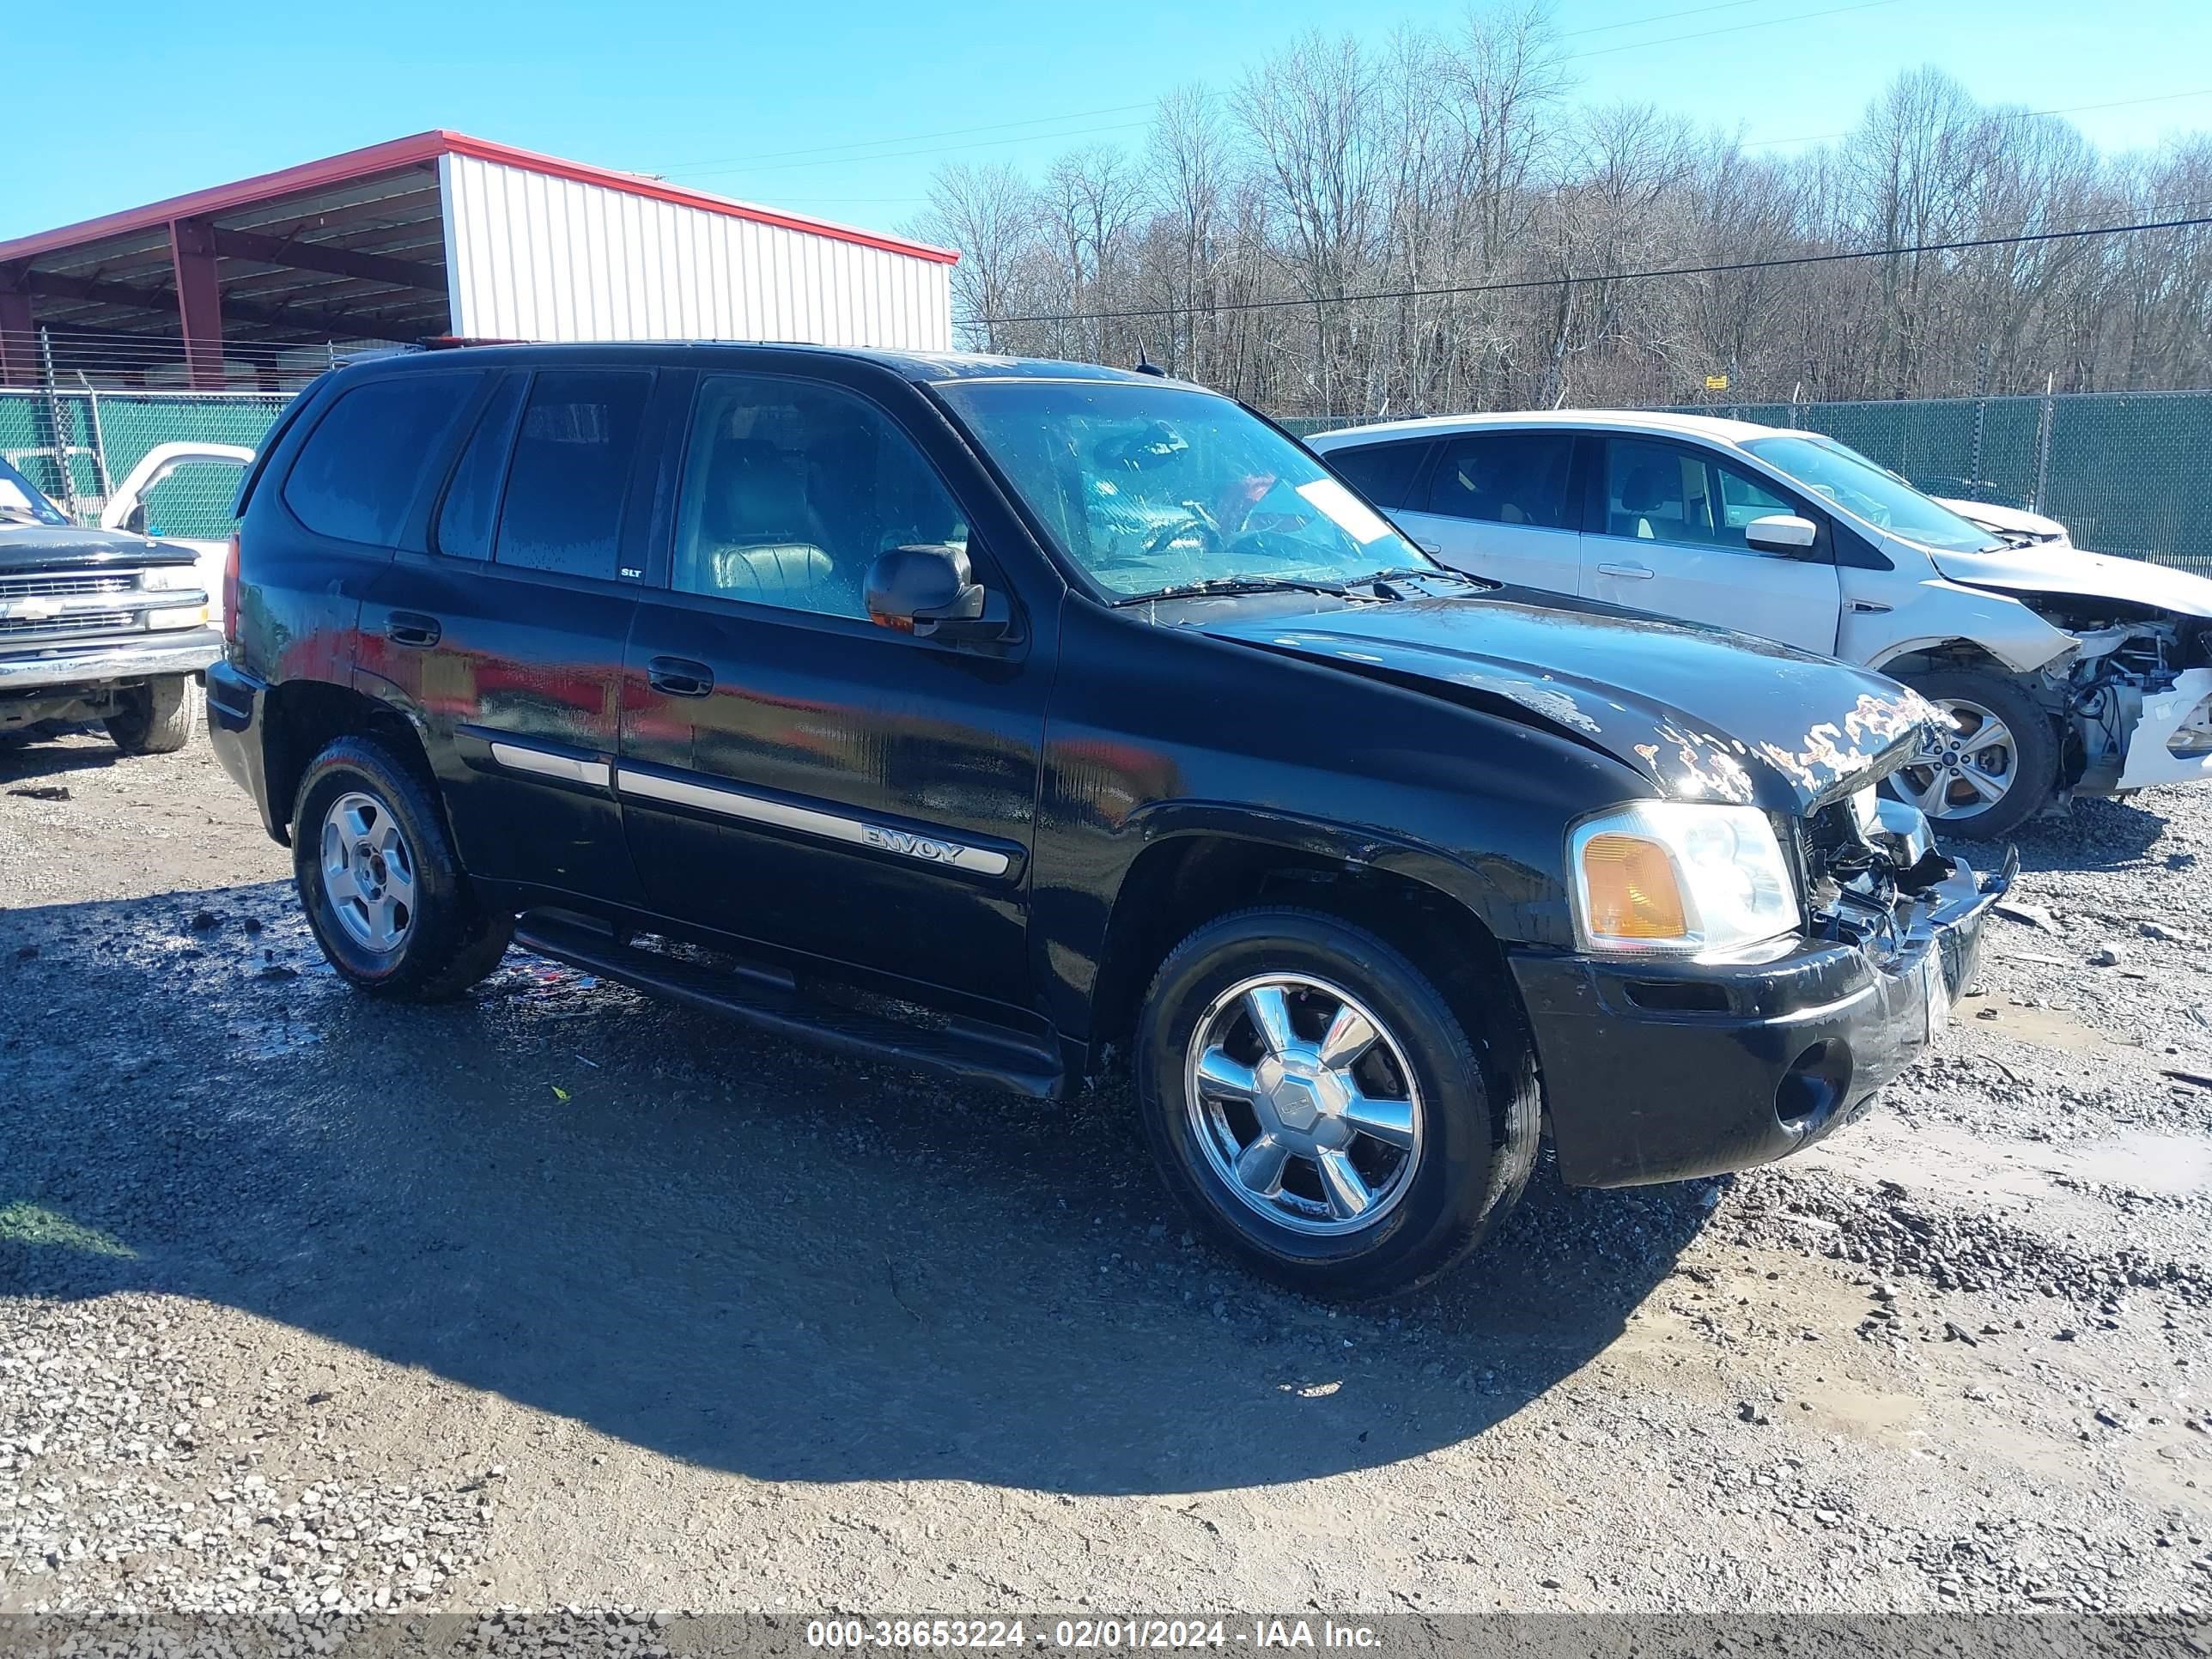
top-left (1580, 434), bottom-right (1842, 653)
top-left (617, 369), bottom-right (1047, 1009)
top-left (1389, 429), bottom-right (1583, 599)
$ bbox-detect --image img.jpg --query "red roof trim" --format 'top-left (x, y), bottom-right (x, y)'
top-left (438, 134), bottom-right (958, 265)
top-left (0, 131), bottom-right (957, 268)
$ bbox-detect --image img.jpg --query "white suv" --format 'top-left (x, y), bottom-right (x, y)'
top-left (1308, 410), bottom-right (2212, 838)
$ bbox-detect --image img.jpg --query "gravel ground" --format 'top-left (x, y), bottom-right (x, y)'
top-left (1, 726), bottom-right (2208, 1620)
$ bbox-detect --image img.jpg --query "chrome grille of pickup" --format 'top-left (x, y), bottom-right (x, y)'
top-left (0, 572), bottom-right (136, 601)
top-left (0, 610), bottom-right (137, 638)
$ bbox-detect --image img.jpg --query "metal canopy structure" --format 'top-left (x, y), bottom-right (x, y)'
top-left (0, 132), bottom-right (958, 390)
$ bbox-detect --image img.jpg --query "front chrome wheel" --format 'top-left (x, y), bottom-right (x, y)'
top-left (319, 789), bottom-right (416, 952)
top-left (1183, 974), bottom-right (1424, 1237)
top-left (1891, 697), bottom-right (2019, 823)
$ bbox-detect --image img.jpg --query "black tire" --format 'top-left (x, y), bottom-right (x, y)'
top-left (105, 675), bottom-right (194, 755)
top-left (1884, 667), bottom-right (2057, 842)
top-left (1134, 907), bottom-right (1539, 1301)
top-left (292, 735), bottom-right (513, 1000)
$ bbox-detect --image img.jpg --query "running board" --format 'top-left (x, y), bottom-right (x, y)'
top-left (512, 914), bottom-right (1064, 1101)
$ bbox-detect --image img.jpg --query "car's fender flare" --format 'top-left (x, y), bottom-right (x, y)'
top-left (1111, 798), bottom-right (1530, 927)
top-left (1847, 579), bottom-right (2077, 677)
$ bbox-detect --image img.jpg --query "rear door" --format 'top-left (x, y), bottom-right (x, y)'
top-left (1389, 430), bottom-right (1583, 598)
top-left (617, 366), bottom-right (1047, 1009)
top-left (357, 364), bottom-right (665, 908)
top-left (1580, 434), bottom-right (1842, 653)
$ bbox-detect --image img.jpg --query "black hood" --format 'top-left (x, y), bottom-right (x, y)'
top-left (0, 524), bottom-right (192, 575)
top-left (1200, 589), bottom-right (1942, 817)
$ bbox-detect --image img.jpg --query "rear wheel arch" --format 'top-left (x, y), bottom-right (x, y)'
top-left (262, 678), bottom-right (437, 844)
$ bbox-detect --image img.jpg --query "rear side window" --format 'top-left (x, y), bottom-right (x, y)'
top-left (435, 374), bottom-right (529, 562)
top-left (493, 370), bottom-right (653, 580)
top-left (1424, 432), bottom-right (1577, 530)
top-left (1325, 440), bottom-right (1431, 510)
top-left (282, 374), bottom-right (479, 545)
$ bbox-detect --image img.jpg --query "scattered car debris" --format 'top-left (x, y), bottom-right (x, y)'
top-left (1996, 899), bottom-right (2063, 933)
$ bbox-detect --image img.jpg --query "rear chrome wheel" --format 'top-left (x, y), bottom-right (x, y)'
top-left (1183, 974), bottom-right (1424, 1236)
top-left (293, 736), bottom-right (513, 1000)
top-left (319, 789), bottom-right (416, 954)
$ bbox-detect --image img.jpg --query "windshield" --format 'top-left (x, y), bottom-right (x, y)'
top-left (1741, 434), bottom-right (2001, 554)
top-left (936, 380), bottom-right (1430, 598)
top-left (0, 459), bottom-right (68, 526)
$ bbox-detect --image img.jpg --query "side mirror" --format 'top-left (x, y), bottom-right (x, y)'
top-left (1745, 514), bottom-right (1819, 554)
top-left (124, 504), bottom-right (149, 536)
top-left (863, 544), bottom-right (1010, 642)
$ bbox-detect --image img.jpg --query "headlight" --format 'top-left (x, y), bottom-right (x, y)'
top-left (147, 605), bottom-right (210, 630)
top-left (1569, 801), bottom-right (1802, 956)
top-left (142, 566), bottom-right (202, 592)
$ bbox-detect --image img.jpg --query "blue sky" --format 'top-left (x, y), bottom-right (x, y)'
top-left (14, 0), bottom-right (2212, 243)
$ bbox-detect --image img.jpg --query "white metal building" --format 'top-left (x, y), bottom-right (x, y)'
top-left (0, 131), bottom-right (958, 388)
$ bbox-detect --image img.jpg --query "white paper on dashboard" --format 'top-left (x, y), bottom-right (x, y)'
top-left (1295, 477), bottom-right (1395, 544)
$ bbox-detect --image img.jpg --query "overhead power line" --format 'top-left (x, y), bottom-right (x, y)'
top-left (1564, 0), bottom-right (1899, 61)
top-left (675, 120), bottom-right (1153, 181)
top-left (1744, 84), bottom-right (2212, 149)
top-left (1561, 0), bottom-right (1787, 38)
top-left (659, 102), bottom-right (1158, 175)
top-left (975, 212), bottom-right (2212, 325)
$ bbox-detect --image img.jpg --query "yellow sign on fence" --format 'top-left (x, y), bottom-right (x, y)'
top-left (1705, 374), bottom-right (1730, 392)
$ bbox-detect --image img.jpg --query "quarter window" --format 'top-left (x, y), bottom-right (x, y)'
top-left (435, 374), bottom-right (528, 562)
top-left (283, 374), bottom-right (479, 546)
top-left (672, 374), bottom-right (968, 620)
top-left (1421, 433), bottom-right (1576, 530)
top-left (493, 370), bottom-right (653, 580)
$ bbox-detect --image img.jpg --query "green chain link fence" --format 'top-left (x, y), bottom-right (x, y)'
top-left (1285, 390), bottom-right (2212, 576)
top-left (8, 385), bottom-right (2209, 575)
top-left (0, 388), bottom-right (290, 535)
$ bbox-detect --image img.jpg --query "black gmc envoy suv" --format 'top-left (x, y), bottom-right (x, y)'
top-left (207, 343), bottom-right (2010, 1297)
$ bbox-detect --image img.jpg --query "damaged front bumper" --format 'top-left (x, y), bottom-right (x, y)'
top-left (2116, 665), bottom-right (2212, 791)
top-left (1509, 844), bottom-right (2016, 1189)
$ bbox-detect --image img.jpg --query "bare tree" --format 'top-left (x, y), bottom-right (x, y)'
top-left (910, 25), bottom-right (2212, 415)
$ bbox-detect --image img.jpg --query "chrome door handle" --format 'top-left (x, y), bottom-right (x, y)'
top-left (1417, 541), bottom-right (1443, 556)
top-left (1596, 562), bottom-right (1655, 580)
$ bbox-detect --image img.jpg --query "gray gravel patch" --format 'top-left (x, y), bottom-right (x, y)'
top-left (2, 729), bottom-right (2209, 1617)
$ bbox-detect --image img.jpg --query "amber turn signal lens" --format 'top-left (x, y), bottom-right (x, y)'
top-left (1579, 833), bottom-right (1689, 940)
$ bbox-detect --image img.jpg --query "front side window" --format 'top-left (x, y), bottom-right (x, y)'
top-left (671, 374), bottom-right (969, 619)
top-left (0, 458), bottom-right (67, 526)
top-left (1423, 433), bottom-right (1577, 530)
top-left (938, 380), bottom-right (1428, 599)
top-left (493, 370), bottom-right (653, 580)
top-left (283, 374), bottom-right (479, 546)
top-left (1742, 434), bottom-right (2002, 553)
top-left (1601, 437), bottom-right (1803, 554)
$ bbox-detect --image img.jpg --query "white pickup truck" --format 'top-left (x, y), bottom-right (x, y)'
top-left (0, 445), bottom-right (246, 753)
top-left (1309, 410), bottom-right (2212, 838)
